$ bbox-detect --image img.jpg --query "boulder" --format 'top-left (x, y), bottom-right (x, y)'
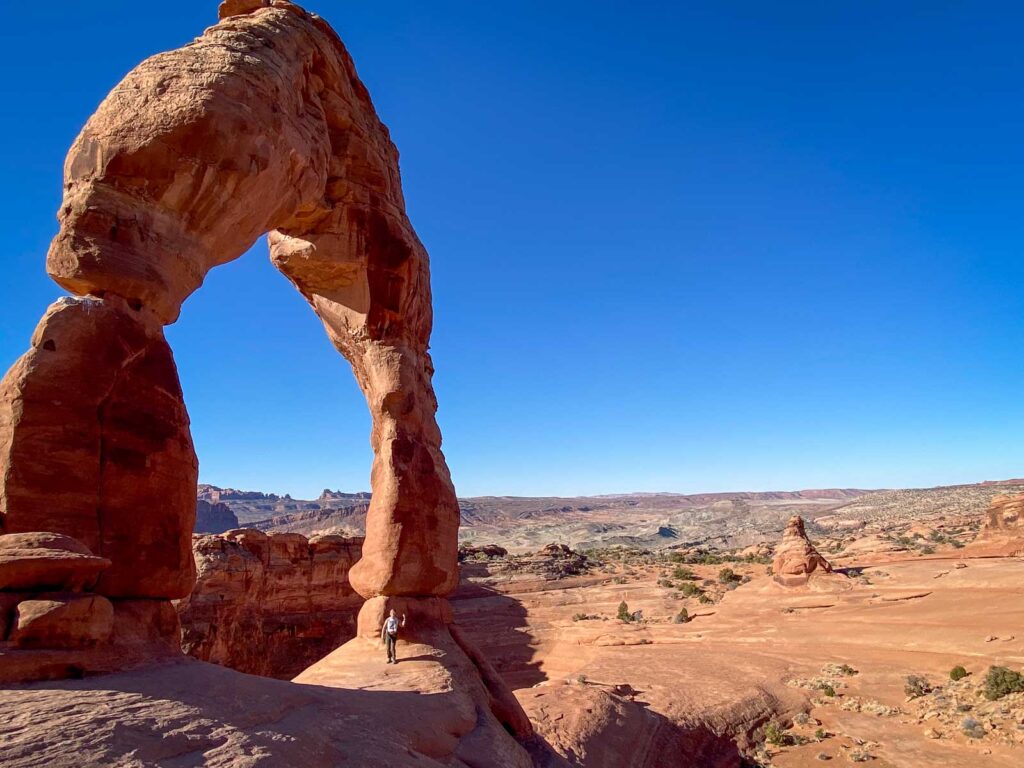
top-left (771, 516), bottom-right (833, 586)
top-left (10, 594), bottom-right (114, 649)
top-left (0, 533), bottom-right (110, 592)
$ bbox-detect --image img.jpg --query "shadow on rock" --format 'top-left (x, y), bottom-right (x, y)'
top-left (451, 579), bottom-right (546, 688)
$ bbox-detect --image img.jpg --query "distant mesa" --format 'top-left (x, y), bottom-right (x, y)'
top-left (193, 500), bottom-right (239, 534)
top-left (771, 515), bottom-right (833, 587)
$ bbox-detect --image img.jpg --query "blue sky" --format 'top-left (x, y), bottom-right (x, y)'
top-left (2, 2), bottom-right (1023, 497)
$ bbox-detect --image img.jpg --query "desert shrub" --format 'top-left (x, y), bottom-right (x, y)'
top-left (612, 576), bottom-right (627, 585)
top-left (949, 665), bottom-right (969, 682)
top-left (672, 566), bottom-right (696, 581)
top-left (763, 721), bottom-right (794, 747)
top-left (814, 728), bottom-right (828, 741)
top-left (657, 578), bottom-right (673, 588)
top-left (961, 717), bottom-right (985, 739)
top-left (904, 674), bottom-right (932, 698)
top-left (835, 664), bottom-right (858, 676)
top-left (617, 601), bottom-right (632, 622)
top-left (951, 539), bottom-right (965, 549)
top-left (919, 545), bottom-right (935, 555)
top-left (698, 593), bottom-right (714, 604)
top-left (718, 567), bottom-right (741, 583)
top-left (816, 682), bottom-right (836, 697)
top-left (679, 582), bottom-right (703, 597)
top-left (981, 666), bottom-right (1024, 701)
top-left (674, 608), bottom-right (690, 624)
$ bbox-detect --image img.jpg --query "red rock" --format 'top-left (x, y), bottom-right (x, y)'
top-left (982, 494), bottom-right (1023, 534)
top-left (175, 531), bottom-right (363, 678)
top-left (771, 516), bottom-right (833, 586)
top-left (10, 595), bottom-right (114, 649)
top-left (36, 0), bottom-right (458, 604)
top-left (0, 297), bottom-right (197, 599)
top-left (0, 533), bottom-right (110, 592)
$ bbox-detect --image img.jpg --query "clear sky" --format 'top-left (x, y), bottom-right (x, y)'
top-left (2, 2), bottom-right (1022, 498)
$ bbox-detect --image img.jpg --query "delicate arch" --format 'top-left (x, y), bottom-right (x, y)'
top-left (2, 0), bottom-right (458, 604)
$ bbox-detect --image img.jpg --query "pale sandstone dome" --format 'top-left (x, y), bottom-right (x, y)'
top-left (770, 515), bottom-right (833, 586)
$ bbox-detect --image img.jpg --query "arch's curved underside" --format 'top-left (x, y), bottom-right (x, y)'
top-left (1, 0), bottom-right (459, 603)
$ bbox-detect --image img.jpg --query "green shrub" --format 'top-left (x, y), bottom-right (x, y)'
top-left (981, 666), bottom-right (1024, 701)
top-left (679, 582), bottom-right (702, 597)
top-left (814, 728), bottom-right (828, 741)
top-left (816, 683), bottom-right (836, 697)
top-left (950, 665), bottom-right (969, 682)
top-left (698, 593), bottom-right (714, 604)
top-left (617, 601), bottom-right (632, 622)
top-left (835, 664), bottom-right (858, 676)
top-left (904, 674), bottom-right (932, 698)
top-left (763, 721), bottom-right (794, 747)
top-left (718, 567), bottom-right (741, 583)
top-left (672, 566), bottom-right (696, 581)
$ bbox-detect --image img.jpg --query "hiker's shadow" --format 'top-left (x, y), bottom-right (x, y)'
top-left (450, 577), bottom-right (545, 688)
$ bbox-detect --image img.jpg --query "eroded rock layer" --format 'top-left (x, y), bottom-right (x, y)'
top-left (176, 530), bottom-right (363, 678)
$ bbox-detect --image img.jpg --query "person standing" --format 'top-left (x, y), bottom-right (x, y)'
top-left (381, 609), bottom-right (407, 664)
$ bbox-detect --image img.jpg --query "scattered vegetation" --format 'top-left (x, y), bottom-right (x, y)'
top-left (616, 601), bottom-right (633, 622)
top-left (961, 717), bottom-right (986, 739)
top-left (678, 582), bottom-right (703, 598)
top-left (718, 567), bottom-right (741, 584)
top-left (763, 720), bottom-right (795, 747)
top-left (904, 674), bottom-right (932, 698)
top-left (981, 666), bottom-right (1024, 701)
top-left (949, 665), bottom-right (969, 682)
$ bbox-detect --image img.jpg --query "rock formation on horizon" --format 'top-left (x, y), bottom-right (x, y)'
top-left (771, 515), bottom-right (833, 586)
top-left (193, 500), bottom-right (240, 534)
top-left (0, 1), bottom-right (533, 763)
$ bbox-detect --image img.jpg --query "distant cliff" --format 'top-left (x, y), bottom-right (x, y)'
top-left (193, 500), bottom-right (239, 534)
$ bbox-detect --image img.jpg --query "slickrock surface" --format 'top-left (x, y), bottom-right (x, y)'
top-left (294, 633), bottom-right (537, 768)
top-left (452, 524), bottom-right (1024, 767)
top-left (176, 529), bottom-right (363, 678)
top-left (0, 660), bottom-right (451, 768)
top-left (771, 516), bottom-right (834, 586)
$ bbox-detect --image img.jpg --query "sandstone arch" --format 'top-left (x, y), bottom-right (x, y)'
top-left (3, 0), bottom-right (458, 607)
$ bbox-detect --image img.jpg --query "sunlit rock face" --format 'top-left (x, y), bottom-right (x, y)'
top-left (771, 516), bottom-right (833, 586)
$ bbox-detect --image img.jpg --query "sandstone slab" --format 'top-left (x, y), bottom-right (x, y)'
top-left (0, 532), bottom-right (110, 591)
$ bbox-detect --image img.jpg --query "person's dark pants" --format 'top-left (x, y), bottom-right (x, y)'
top-left (386, 633), bottom-right (397, 662)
